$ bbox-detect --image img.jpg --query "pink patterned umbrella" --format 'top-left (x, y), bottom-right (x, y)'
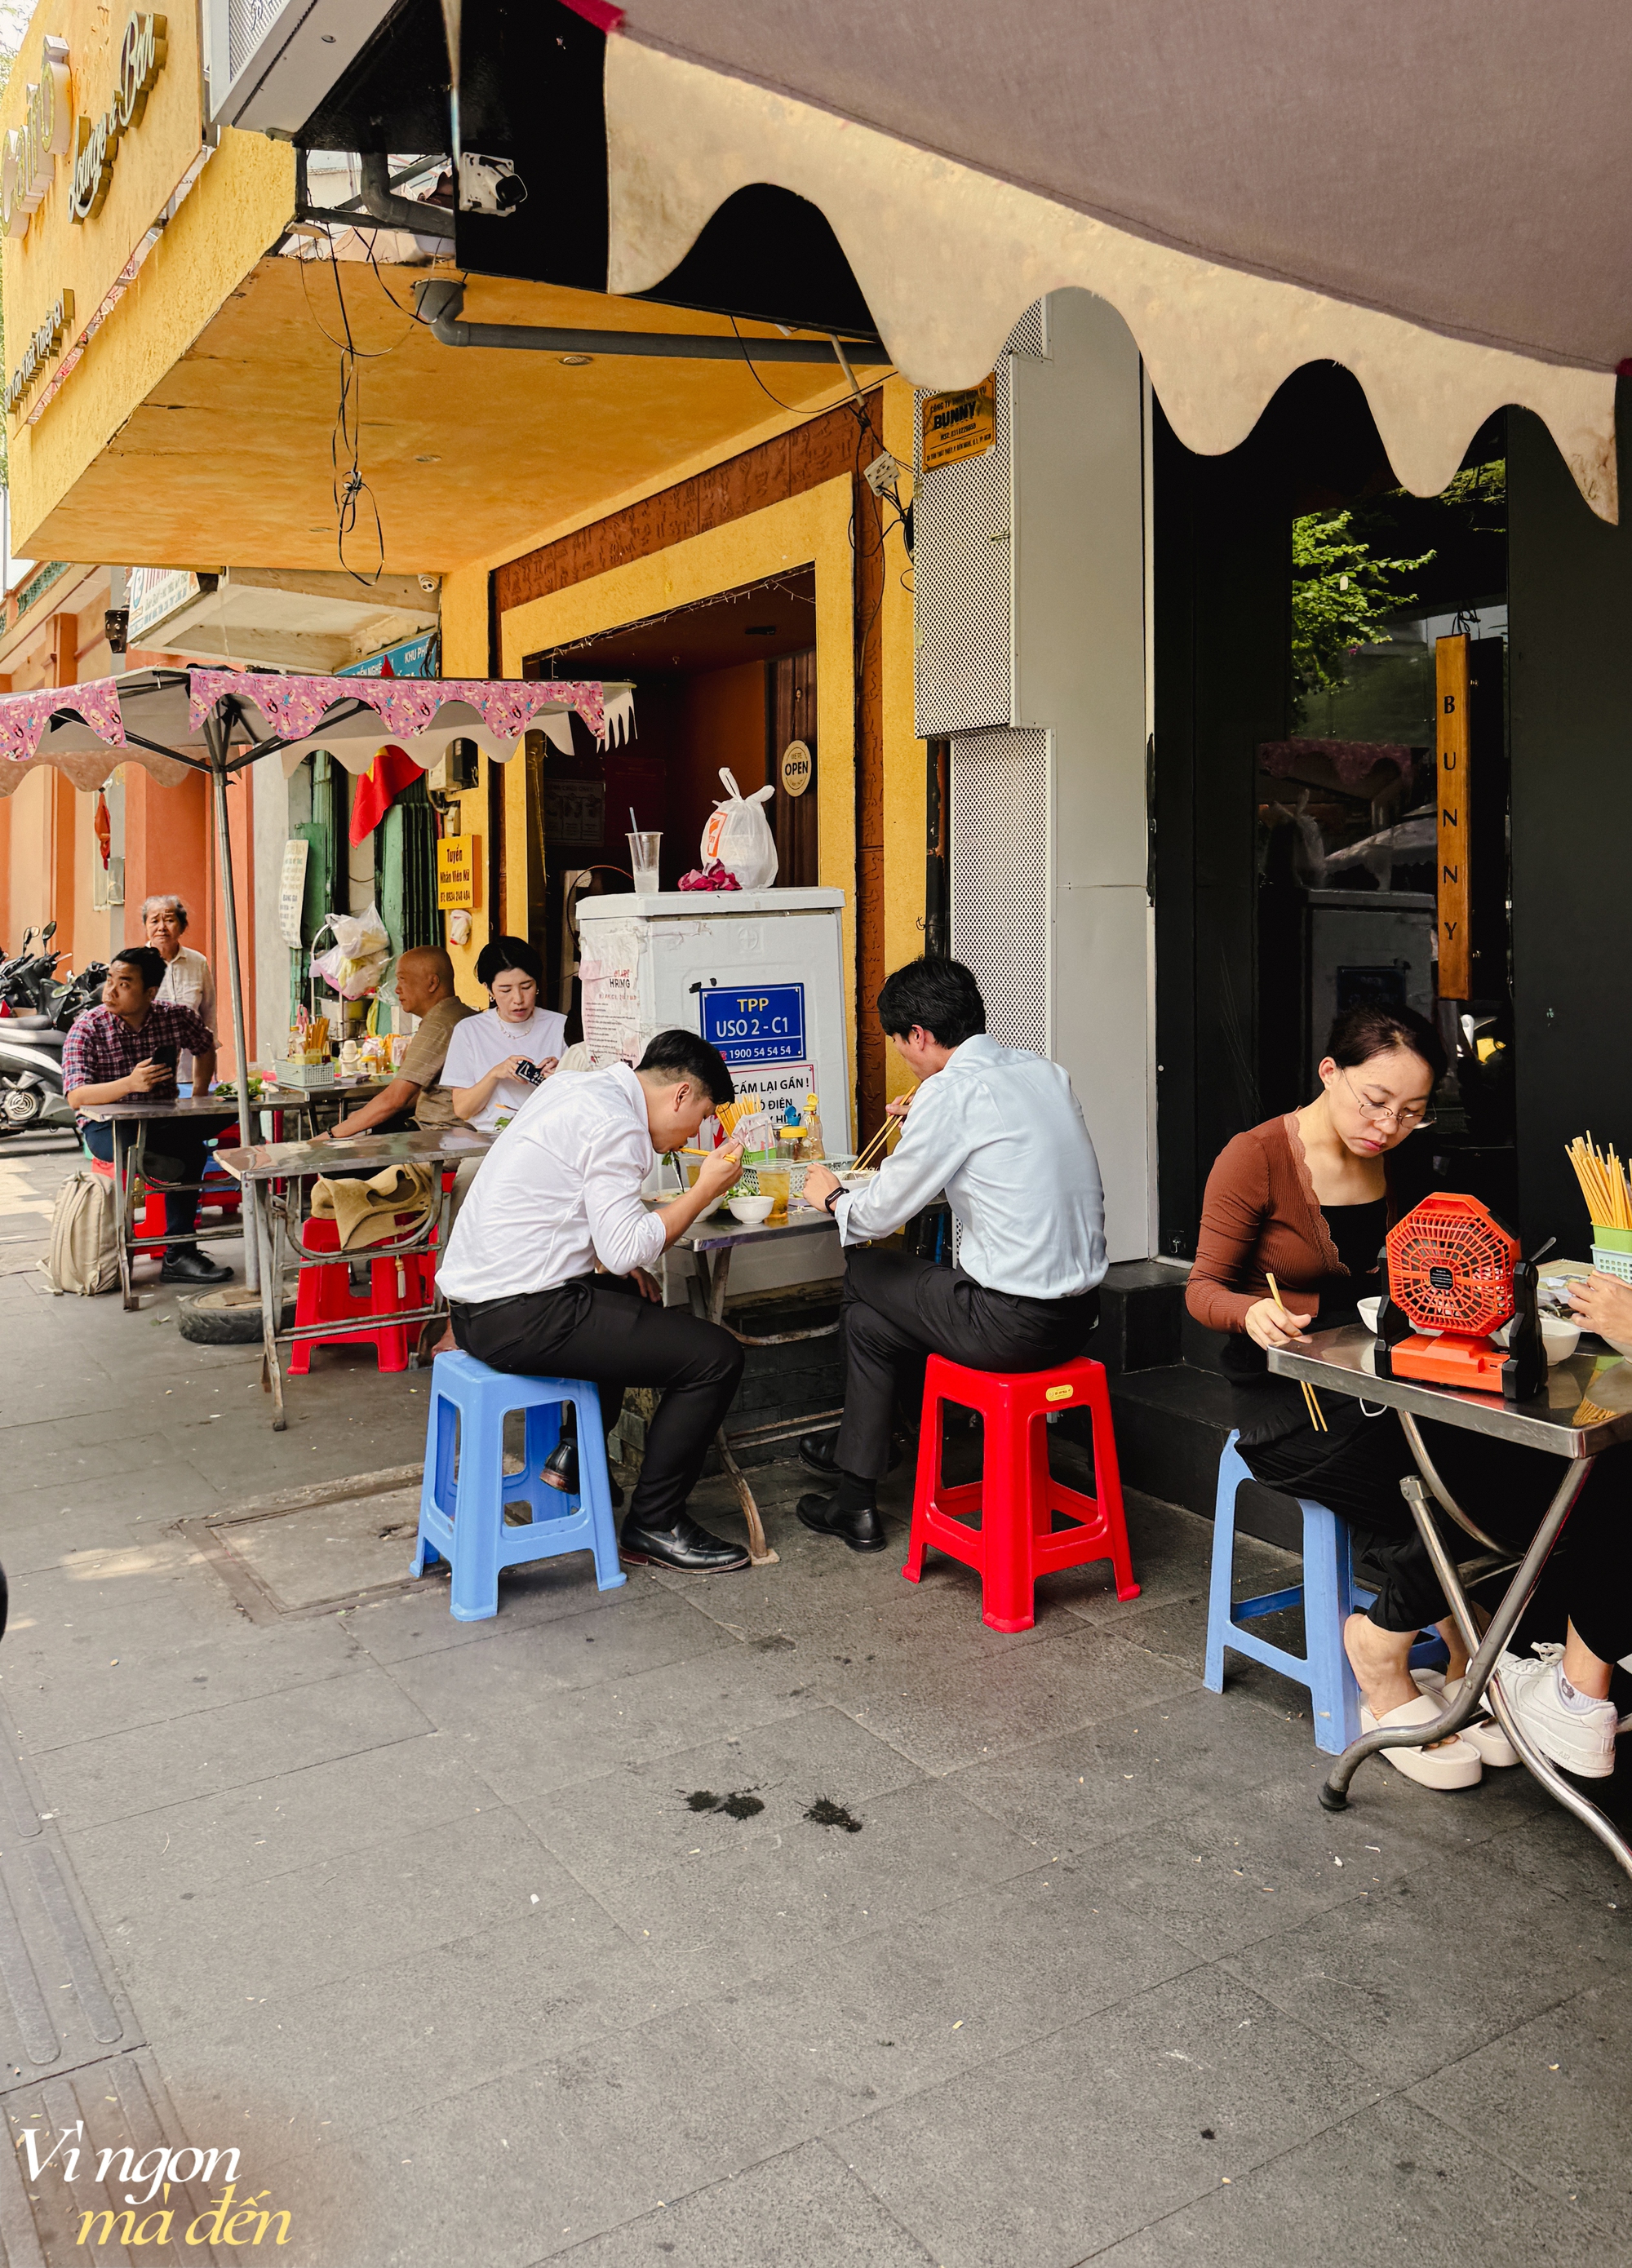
top-left (0, 665), bottom-right (636, 1208)
top-left (0, 665), bottom-right (634, 795)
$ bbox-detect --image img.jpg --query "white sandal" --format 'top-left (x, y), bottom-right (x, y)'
top-left (1359, 1694), bottom-right (1483, 1788)
top-left (1412, 1669), bottom-right (1519, 1767)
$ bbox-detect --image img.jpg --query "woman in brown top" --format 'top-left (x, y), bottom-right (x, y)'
top-left (1188, 1001), bottom-right (1501, 1787)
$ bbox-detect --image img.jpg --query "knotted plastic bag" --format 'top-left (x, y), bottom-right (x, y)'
top-left (312, 903), bottom-right (391, 999)
top-left (699, 768), bottom-right (778, 891)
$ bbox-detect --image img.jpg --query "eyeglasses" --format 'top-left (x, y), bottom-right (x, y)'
top-left (1341, 1065), bottom-right (1435, 1132)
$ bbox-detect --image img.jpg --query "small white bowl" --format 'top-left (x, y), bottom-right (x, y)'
top-left (837, 1167), bottom-right (877, 1192)
top-left (728, 1194), bottom-right (774, 1225)
top-left (1356, 1296), bottom-right (1381, 1334)
top-left (1541, 1316), bottom-right (1581, 1364)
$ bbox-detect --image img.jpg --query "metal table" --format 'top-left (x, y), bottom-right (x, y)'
top-left (1271, 1325), bottom-right (1632, 1879)
top-left (672, 1203), bottom-right (844, 1566)
top-left (78, 1088), bottom-right (314, 1309)
top-left (215, 1126), bottom-right (494, 1426)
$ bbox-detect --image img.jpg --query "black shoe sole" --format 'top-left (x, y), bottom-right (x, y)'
top-left (795, 1499), bottom-right (889, 1553)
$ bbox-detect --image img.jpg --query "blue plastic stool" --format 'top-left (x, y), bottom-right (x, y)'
top-left (1204, 1432), bottom-right (1446, 1754)
top-left (411, 1352), bottom-right (626, 1621)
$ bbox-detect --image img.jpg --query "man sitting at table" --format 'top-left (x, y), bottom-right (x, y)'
top-left (326, 946), bottom-right (476, 1137)
top-left (438, 1030), bottom-right (752, 1574)
top-left (799, 957), bottom-right (1108, 1552)
top-left (63, 946), bottom-right (234, 1286)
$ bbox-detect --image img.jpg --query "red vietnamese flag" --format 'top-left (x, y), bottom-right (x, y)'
top-left (348, 744), bottom-right (421, 844)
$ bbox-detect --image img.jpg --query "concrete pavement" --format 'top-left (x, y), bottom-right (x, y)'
top-left (0, 1133), bottom-right (1627, 2266)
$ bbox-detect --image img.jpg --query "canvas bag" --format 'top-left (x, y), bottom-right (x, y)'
top-left (44, 1169), bottom-right (119, 1296)
top-left (699, 768), bottom-right (778, 890)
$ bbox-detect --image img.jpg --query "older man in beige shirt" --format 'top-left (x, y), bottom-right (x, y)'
top-left (327, 946), bottom-right (476, 1137)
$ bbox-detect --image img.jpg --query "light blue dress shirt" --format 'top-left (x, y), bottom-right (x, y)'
top-left (836, 1034), bottom-right (1107, 1299)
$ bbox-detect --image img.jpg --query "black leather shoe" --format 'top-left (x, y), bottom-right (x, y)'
top-left (619, 1513), bottom-right (749, 1572)
top-left (799, 1432), bottom-right (904, 1480)
top-left (162, 1247), bottom-right (233, 1285)
top-left (796, 1491), bottom-right (888, 1553)
top-left (540, 1440), bottom-right (624, 1510)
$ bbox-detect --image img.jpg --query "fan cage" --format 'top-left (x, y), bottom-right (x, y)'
top-left (1386, 1203), bottom-right (1516, 1336)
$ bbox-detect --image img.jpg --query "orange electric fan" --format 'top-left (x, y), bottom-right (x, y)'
top-left (1373, 1193), bottom-right (1546, 1402)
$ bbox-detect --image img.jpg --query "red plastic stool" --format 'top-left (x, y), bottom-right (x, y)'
top-left (289, 1216), bottom-right (437, 1375)
top-left (902, 1353), bottom-right (1140, 1632)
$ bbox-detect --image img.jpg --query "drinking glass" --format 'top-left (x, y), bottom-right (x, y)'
top-left (628, 831), bottom-right (662, 894)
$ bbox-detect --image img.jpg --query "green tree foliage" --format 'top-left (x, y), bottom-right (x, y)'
top-left (1291, 508), bottom-right (1434, 711)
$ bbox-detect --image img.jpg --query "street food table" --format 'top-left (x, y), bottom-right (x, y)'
top-left (215, 1125), bottom-right (494, 1427)
top-left (79, 1088), bottom-right (317, 1309)
top-left (672, 1205), bottom-right (843, 1566)
top-left (1271, 1324), bottom-right (1632, 1881)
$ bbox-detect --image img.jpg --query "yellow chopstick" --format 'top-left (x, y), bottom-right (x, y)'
top-left (1267, 1272), bottom-right (1326, 1431)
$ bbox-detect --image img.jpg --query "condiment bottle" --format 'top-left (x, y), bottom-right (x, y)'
top-left (802, 1093), bottom-right (825, 1160)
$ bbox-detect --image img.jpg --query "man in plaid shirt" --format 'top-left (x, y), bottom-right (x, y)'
top-left (64, 945), bottom-right (235, 1284)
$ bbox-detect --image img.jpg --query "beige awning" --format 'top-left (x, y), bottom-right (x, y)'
top-left (601, 9), bottom-right (1623, 517)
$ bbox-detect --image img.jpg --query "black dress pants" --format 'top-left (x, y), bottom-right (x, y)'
top-left (450, 1273), bottom-right (743, 1532)
top-left (82, 1117), bottom-right (233, 1243)
top-left (834, 1245), bottom-right (1101, 1482)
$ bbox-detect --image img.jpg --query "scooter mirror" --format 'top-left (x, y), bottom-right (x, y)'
top-left (40, 921), bottom-right (55, 941)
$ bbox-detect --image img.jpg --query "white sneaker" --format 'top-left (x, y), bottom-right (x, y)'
top-left (1494, 1644), bottom-right (1618, 1779)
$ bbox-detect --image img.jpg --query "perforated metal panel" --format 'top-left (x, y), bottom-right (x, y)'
top-left (949, 728), bottom-right (1052, 1056)
top-left (911, 302), bottom-right (1049, 739)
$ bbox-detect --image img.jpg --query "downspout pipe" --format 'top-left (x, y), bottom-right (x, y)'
top-left (358, 153), bottom-right (455, 239)
top-left (411, 277), bottom-right (884, 364)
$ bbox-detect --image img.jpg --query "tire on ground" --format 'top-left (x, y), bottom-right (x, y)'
top-left (176, 1288), bottom-right (291, 1345)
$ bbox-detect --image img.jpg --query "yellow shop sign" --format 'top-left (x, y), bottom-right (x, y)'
top-left (1, 36), bottom-right (73, 241)
top-left (920, 374), bottom-right (996, 472)
top-left (69, 11), bottom-right (168, 225)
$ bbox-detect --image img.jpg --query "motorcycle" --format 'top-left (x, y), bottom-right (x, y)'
top-left (0, 928), bottom-right (108, 1134)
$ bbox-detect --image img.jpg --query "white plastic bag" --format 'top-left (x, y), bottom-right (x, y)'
top-left (700, 768), bottom-right (778, 891)
top-left (313, 903), bottom-right (391, 999)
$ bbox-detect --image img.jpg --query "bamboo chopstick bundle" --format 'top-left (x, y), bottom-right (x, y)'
top-left (1565, 1133), bottom-right (1632, 1229)
top-left (1266, 1272), bottom-right (1326, 1431)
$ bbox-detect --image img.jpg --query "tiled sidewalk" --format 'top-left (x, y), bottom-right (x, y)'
top-left (0, 1136), bottom-right (1627, 2266)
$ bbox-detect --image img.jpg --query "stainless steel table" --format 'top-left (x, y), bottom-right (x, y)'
top-left (1271, 1325), bottom-right (1632, 1879)
top-left (215, 1126), bottom-right (494, 1426)
top-left (79, 1088), bottom-right (315, 1309)
top-left (672, 1203), bottom-right (844, 1566)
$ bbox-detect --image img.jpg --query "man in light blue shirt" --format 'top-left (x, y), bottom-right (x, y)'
top-left (800, 959), bottom-right (1107, 1552)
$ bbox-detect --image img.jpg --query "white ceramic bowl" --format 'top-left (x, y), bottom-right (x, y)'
top-left (837, 1167), bottom-right (877, 1192)
top-left (728, 1194), bottom-right (774, 1225)
top-left (1541, 1316), bottom-right (1581, 1364)
top-left (1356, 1296), bottom-right (1381, 1334)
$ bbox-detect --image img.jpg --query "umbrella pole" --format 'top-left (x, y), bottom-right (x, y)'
top-left (206, 722), bottom-right (259, 1294)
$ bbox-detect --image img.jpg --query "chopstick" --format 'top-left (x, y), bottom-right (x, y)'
top-left (851, 1084), bottom-right (921, 1175)
top-left (1266, 1271), bottom-right (1326, 1431)
top-left (1567, 1133), bottom-right (1632, 1230)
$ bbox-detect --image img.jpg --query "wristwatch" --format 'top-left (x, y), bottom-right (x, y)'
top-left (823, 1185), bottom-right (844, 1215)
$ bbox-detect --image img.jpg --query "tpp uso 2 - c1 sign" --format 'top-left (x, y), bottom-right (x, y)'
top-left (700, 984), bottom-right (806, 1065)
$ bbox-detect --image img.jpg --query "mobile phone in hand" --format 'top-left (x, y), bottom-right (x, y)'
top-left (512, 1057), bottom-right (546, 1088)
top-left (150, 1043), bottom-right (179, 1072)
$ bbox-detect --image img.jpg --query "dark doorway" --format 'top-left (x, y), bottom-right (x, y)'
top-left (1155, 365), bottom-right (1512, 1252)
top-left (521, 567), bottom-right (818, 1024)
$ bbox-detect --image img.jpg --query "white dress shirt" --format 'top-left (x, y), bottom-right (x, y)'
top-left (836, 1034), bottom-right (1107, 1299)
top-left (441, 1003), bottom-right (568, 1131)
top-left (156, 945), bottom-right (215, 1087)
top-left (437, 1061), bottom-right (665, 1301)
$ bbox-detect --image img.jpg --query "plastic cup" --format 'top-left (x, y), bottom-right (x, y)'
top-left (756, 1165), bottom-right (791, 1216)
top-left (628, 831), bottom-right (662, 894)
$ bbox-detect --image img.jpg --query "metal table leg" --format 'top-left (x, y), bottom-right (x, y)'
top-left (1321, 1433), bottom-right (1632, 1882)
top-left (257, 1184), bottom-right (286, 1429)
top-left (113, 1123), bottom-right (137, 1310)
top-left (692, 1246), bottom-right (777, 1566)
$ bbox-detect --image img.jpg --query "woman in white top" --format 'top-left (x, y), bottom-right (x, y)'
top-left (444, 934), bottom-right (567, 1132)
top-left (143, 893), bottom-right (215, 1092)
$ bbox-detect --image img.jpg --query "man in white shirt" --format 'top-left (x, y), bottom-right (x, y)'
top-left (800, 959), bottom-right (1107, 1553)
top-left (438, 1030), bottom-right (751, 1573)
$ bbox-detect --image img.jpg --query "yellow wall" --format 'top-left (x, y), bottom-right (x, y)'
top-left (496, 476), bottom-right (859, 1041)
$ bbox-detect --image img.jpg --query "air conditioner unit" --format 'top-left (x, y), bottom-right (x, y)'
top-left (203, 0), bottom-right (405, 135)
